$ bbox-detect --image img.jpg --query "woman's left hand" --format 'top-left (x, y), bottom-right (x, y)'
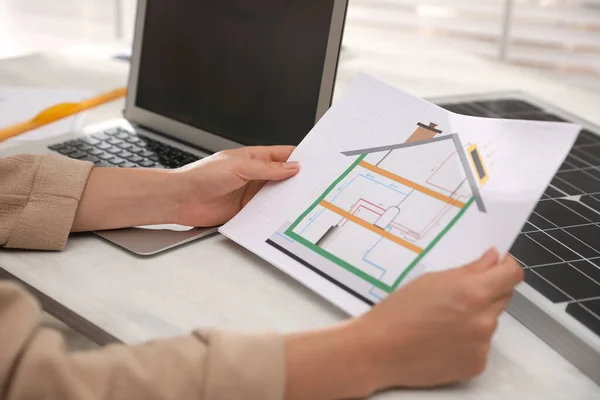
top-left (173, 145), bottom-right (299, 227)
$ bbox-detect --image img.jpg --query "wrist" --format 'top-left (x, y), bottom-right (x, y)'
top-left (343, 319), bottom-right (384, 396)
top-left (284, 320), bottom-right (378, 400)
top-left (151, 168), bottom-right (184, 225)
top-left (162, 169), bottom-right (187, 224)
top-left (73, 167), bottom-right (182, 231)
top-left (339, 320), bottom-right (381, 397)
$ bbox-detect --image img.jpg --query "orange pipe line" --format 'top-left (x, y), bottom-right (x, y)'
top-left (358, 161), bottom-right (466, 208)
top-left (320, 200), bottom-right (423, 254)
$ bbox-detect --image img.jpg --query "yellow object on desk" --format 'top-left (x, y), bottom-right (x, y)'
top-left (0, 87), bottom-right (127, 143)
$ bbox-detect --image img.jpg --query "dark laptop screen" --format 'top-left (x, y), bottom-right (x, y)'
top-left (135, 0), bottom-right (339, 146)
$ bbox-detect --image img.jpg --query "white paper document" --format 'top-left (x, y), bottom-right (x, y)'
top-left (220, 74), bottom-right (581, 316)
top-left (0, 87), bottom-right (91, 142)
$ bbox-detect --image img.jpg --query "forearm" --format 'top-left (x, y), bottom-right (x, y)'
top-left (72, 167), bottom-right (181, 232)
top-left (285, 321), bottom-right (377, 400)
top-left (1, 282), bottom-right (285, 400)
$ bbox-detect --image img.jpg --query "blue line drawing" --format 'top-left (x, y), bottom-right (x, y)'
top-left (300, 208), bottom-right (326, 234)
top-left (369, 287), bottom-right (384, 300)
top-left (363, 234), bottom-right (389, 300)
top-left (365, 236), bottom-right (385, 257)
top-left (362, 236), bottom-right (387, 277)
top-left (362, 257), bottom-right (386, 274)
top-left (361, 174), bottom-right (408, 195)
top-left (275, 232), bottom-right (295, 243)
top-left (332, 173), bottom-right (409, 201)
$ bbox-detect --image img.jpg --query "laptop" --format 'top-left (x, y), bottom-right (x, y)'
top-left (3, 0), bottom-right (349, 255)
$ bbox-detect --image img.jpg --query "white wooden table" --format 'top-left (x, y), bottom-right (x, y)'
top-left (1, 28), bottom-right (599, 399)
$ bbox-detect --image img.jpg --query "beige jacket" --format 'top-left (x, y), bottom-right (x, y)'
top-left (0, 154), bottom-right (285, 400)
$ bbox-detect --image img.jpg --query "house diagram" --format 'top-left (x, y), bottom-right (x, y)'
top-left (267, 122), bottom-right (489, 304)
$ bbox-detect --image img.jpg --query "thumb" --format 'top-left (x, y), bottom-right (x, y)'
top-left (234, 158), bottom-right (300, 181)
top-left (463, 247), bottom-right (500, 273)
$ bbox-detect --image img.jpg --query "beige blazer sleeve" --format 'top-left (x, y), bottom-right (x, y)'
top-left (0, 154), bottom-right (285, 400)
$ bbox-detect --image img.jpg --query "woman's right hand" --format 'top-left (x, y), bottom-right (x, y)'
top-left (284, 249), bottom-right (524, 400)
top-left (356, 248), bottom-right (524, 392)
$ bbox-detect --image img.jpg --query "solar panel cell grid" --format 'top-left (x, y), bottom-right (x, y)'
top-left (557, 171), bottom-right (600, 193)
top-left (534, 263), bottom-right (600, 300)
top-left (439, 98), bottom-right (600, 337)
top-left (575, 130), bottom-right (599, 146)
top-left (565, 225), bottom-right (600, 254)
top-left (571, 148), bottom-right (600, 167)
top-left (534, 200), bottom-right (589, 227)
top-left (546, 230), bottom-right (600, 259)
top-left (524, 269), bottom-right (571, 303)
top-left (471, 99), bottom-right (543, 114)
top-left (510, 234), bottom-right (562, 266)
top-left (557, 199), bottom-right (600, 223)
top-left (581, 195), bottom-right (600, 213)
top-left (567, 301), bottom-right (600, 336)
top-left (571, 260), bottom-right (600, 283)
top-left (579, 145), bottom-right (600, 160)
top-left (527, 212), bottom-right (557, 230)
top-left (551, 176), bottom-right (583, 195)
top-left (543, 185), bottom-right (565, 199)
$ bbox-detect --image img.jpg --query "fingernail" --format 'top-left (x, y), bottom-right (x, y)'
top-left (283, 161), bottom-right (299, 169)
top-left (482, 248), bottom-right (498, 263)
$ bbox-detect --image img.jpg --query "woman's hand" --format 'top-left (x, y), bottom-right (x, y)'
top-left (72, 146), bottom-right (298, 232)
top-left (353, 249), bottom-right (523, 391)
top-left (173, 146), bottom-right (299, 227)
top-left (284, 249), bottom-right (524, 400)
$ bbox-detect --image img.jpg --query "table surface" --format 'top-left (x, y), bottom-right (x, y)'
top-left (1, 27), bottom-right (600, 399)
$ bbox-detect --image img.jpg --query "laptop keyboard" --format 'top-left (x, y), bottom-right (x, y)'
top-left (48, 127), bottom-right (201, 169)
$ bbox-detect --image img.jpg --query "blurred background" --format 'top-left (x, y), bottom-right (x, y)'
top-left (1, 0), bottom-right (598, 90)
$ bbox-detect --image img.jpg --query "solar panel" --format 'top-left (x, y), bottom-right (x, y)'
top-left (436, 94), bottom-right (600, 385)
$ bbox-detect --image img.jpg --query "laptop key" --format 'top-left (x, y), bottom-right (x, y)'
top-left (127, 155), bottom-right (144, 163)
top-left (139, 150), bottom-right (155, 158)
top-left (92, 133), bottom-right (110, 141)
top-left (97, 142), bottom-right (112, 150)
top-left (139, 160), bottom-right (156, 168)
top-left (98, 152), bottom-right (114, 161)
top-left (58, 146), bottom-right (77, 155)
top-left (125, 136), bottom-right (142, 144)
top-left (110, 157), bottom-right (126, 166)
top-left (120, 162), bottom-right (137, 168)
top-left (48, 143), bottom-right (67, 151)
top-left (139, 135), bottom-right (157, 143)
top-left (87, 148), bottom-right (103, 156)
top-left (108, 138), bottom-right (122, 145)
top-left (107, 146), bottom-right (123, 154)
top-left (80, 155), bottom-right (100, 163)
top-left (69, 151), bottom-right (88, 159)
top-left (76, 144), bottom-right (94, 152)
top-left (128, 145), bottom-right (142, 153)
top-left (118, 142), bottom-right (134, 150)
top-left (116, 132), bottom-right (131, 140)
top-left (81, 137), bottom-right (101, 146)
top-left (117, 150), bottom-right (133, 158)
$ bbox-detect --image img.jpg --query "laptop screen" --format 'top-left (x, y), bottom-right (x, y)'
top-left (135, 0), bottom-right (339, 146)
